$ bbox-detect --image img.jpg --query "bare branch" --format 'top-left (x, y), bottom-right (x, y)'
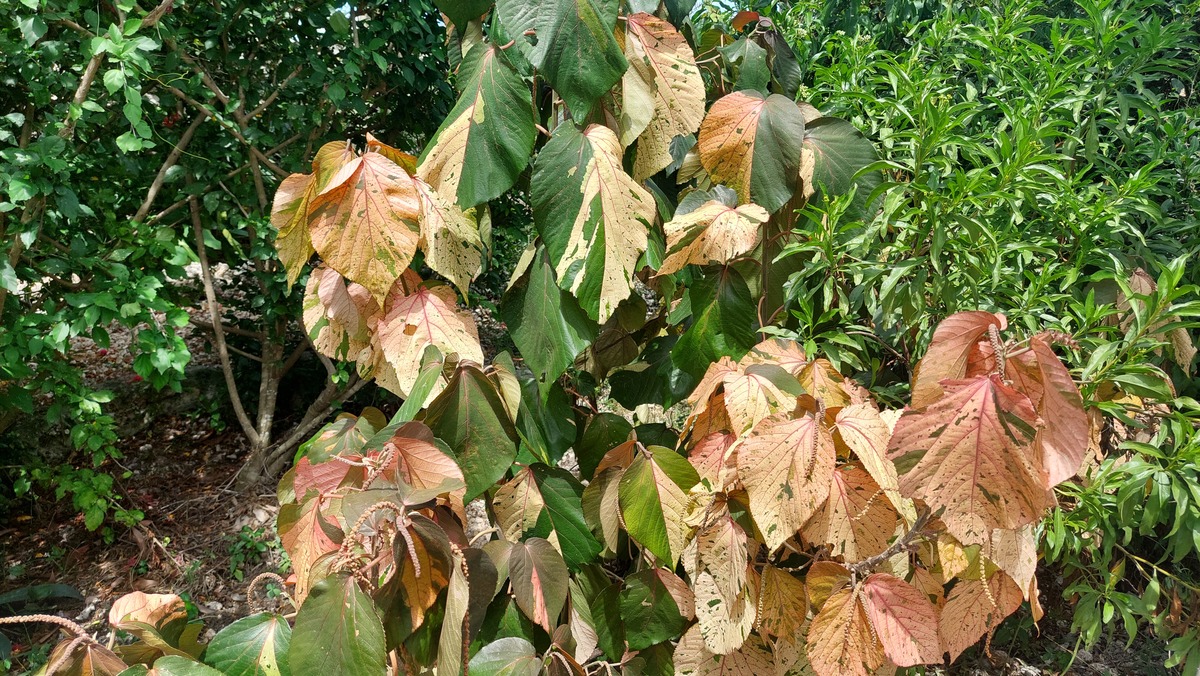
top-left (248, 66), bottom-right (303, 119)
top-left (190, 195), bottom-right (261, 447)
top-left (134, 114), bottom-right (205, 222)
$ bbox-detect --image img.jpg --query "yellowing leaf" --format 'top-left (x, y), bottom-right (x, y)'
top-left (806, 586), bottom-right (884, 676)
top-left (803, 465), bottom-right (897, 562)
top-left (271, 141), bottom-right (357, 289)
top-left (309, 151), bottom-right (422, 302)
top-left (658, 200), bottom-right (769, 275)
top-left (939, 570), bottom-right (1022, 661)
top-left (737, 412), bottom-right (836, 552)
top-left (688, 431), bottom-right (738, 492)
top-left (834, 403), bottom-right (914, 521)
top-left (376, 282), bottom-right (484, 398)
top-left (366, 132), bottom-right (417, 174)
top-left (494, 466), bottom-right (547, 543)
top-left (909, 311), bottom-right (1006, 409)
top-left (889, 375), bottom-right (1054, 545)
top-left (695, 512), bottom-right (750, 607)
top-left (986, 525), bottom-right (1038, 593)
top-left (756, 564), bottom-right (807, 639)
top-left (742, 337), bottom-right (807, 375)
top-left (805, 561), bottom-right (851, 613)
top-left (302, 265), bottom-right (379, 362)
top-left (413, 177), bottom-right (483, 298)
top-left (861, 573), bottom-right (942, 667)
top-left (722, 365), bottom-right (795, 434)
top-left (797, 358), bottom-right (852, 410)
top-left (674, 624), bottom-right (774, 676)
top-left (694, 567), bottom-right (756, 655)
top-left (622, 13), bottom-right (706, 181)
top-left (532, 123), bottom-right (655, 323)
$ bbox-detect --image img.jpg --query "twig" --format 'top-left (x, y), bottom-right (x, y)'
top-left (190, 195), bottom-right (261, 447)
top-left (190, 317), bottom-right (265, 340)
top-left (248, 66), bottom-right (302, 119)
top-left (849, 508), bottom-right (933, 579)
top-left (134, 114), bottom-right (205, 222)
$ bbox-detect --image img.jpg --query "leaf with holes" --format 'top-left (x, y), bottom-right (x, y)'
top-left (621, 12), bottom-right (706, 180)
top-left (376, 282), bottom-right (483, 399)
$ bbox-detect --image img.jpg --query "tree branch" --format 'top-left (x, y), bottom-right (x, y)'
top-left (133, 114), bottom-right (205, 222)
top-left (248, 66), bottom-right (302, 119)
top-left (190, 195), bottom-right (260, 447)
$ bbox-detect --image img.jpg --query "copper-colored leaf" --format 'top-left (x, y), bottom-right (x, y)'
top-left (798, 358), bottom-right (851, 410)
top-left (756, 564), bottom-right (807, 639)
top-left (302, 265), bottom-right (379, 362)
top-left (889, 375), bottom-right (1054, 545)
top-left (737, 412), bottom-right (836, 552)
top-left (277, 496), bottom-right (343, 603)
top-left (939, 571), bottom-right (1023, 661)
top-left (1010, 334), bottom-right (1089, 487)
top-left (835, 403), bottom-right (913, 520)
top-left (42, 639), bottom-right (128, 676)
top-left (861, 573), bottom-right (942, 667)
top-left (309, 151), bottom-right (422, 302)
top-left (803, 465), bottom-right (897, 562)
top-left (909, 312), bottom-right (1006, 409)
top-left (806, 586), bottom-right (884, 676)
top-left (270, 141), bottom-right (357, 289)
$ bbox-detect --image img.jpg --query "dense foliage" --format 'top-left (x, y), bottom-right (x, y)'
top-left (3, 0), bottom-right (1199, 673)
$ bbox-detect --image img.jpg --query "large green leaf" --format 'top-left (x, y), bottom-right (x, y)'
top-left (532, 123), bottom-right (655, 323)
top-left (204, 613), bottom-right (291, 676)
top-left (422, 363), bottom-right (520, 501)
top-left (498, 0), bottom-right (627, 116)
top-left (468, 637), bottom-right (542, 676)
top-left (618, 446), bottom-right (700, 564)
top-left (417, 43), bottom-right (536, 208)
top-left (575, 412), bottom-right (633, 479)
top-left (671, 266), bottom-right (757, 380)
top-left (288, 575), bottom-right (386, 676)
top-left (501, 245), bottom-right (597, 396)
top-left (530, 464), bottom-right (603, 568)
top-left (508, 537), bottom-right (569, 633)
top-left (434, 0), bottom-right (492, 27)
top-left (151, 656), bottom-right (224, 675)
top-left (608, 335), bottom-right (698, 411)
top-left (802, 117), bottom-right (882, 220)
top-left (697, 91), bottom-right (806, 213)
top-left (620, 569), bottom-right (689, 651)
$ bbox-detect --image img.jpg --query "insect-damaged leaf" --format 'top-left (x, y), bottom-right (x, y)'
top-left (290, 574), bottom-right (386, 676)
top-left (619, 446), bottom-right (699, 565)
top-left (309, 151), bottom-right (422, 303)
top-left (498, 0), bottom-right (627, 116)
top-left (621, 13), bottom-right (706, 181)
top-left (533, 123), bottom-right (655, 323)
top-left (509, 537), bottom-right (569, 633)
top-left (418, 43), bottom-right (536, 208)
top-left (889, 375), bottom-right (1054, 546)
top-left (376, 282), bottom-right (483, 399)
top-left (204, 613), bottom-right (291, 676)
top-left (271, 141), bottom-right (356, 289)
top-left (697, 91), bottom-right (805, 213)
top-left (737, 412), bottom-right (837, 552)
top-left (422, 363), bottom-right (519, 501)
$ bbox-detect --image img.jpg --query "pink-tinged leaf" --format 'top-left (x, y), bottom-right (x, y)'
top-left (509, 537), bottom-right (568, 633)
top-left (1014, 334), bottom-right (1089, 487)
top-left (302, 265), bottom-right (380, 362)
top-left (835, 403), bottom-right (913, 520)
top-left (376, 282), bottom-right (484, 398)
top-left (695, 513), bottom-right (750, 607)
top-left (293, 455), bottom-right (362, 498)
top-left (277, 496), bottom-right (343, 604)
top-left (889, 375), bottom-right (1054, 545)
top-left (910, 312), bottom-right (1006, 409)
top-left (806, 586), bottom-right (884, 676)
top-left (861, 573), bottom-right (942, 667)
top-left (377, 421), bottom-right (466, 496)
top-left (939, 571), bottom-right (1023, 661)
top-left (688, 432), bottom-right (737, 491)
top-left (309, 151), bottom-right (422, 302)
top-left (798, 358), bottom-right (852, 410)
top-left (741, 337), bottom-right (807, 375)
top-left (987, 525), bottom-right (1038, 593)
top-left (737, 412), bottom-right (836, 552)
top-left (803, 465), bottom-right (897, 562)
